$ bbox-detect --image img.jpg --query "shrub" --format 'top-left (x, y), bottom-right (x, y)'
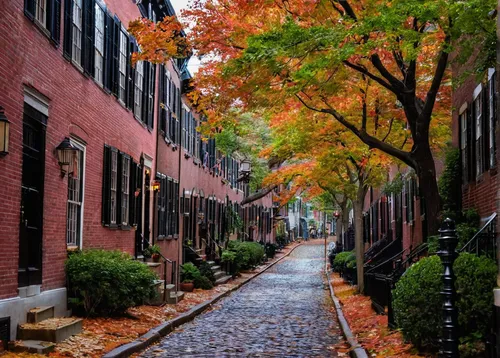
top-left (194, 275), bottom-right (214, 290)
top-left (392, 255), bottom-right (443, 350)
top-left (227, 241), bottom-right (265, 270)
top-left (438, 148), bottom-right (461, 214)
top-left (66, 249), bottom-right (158, 316)
top-left (265, 243), bottom-right (278, 259)
top-left (199, 261), bottom-right (216, 285)
top-left (392, 253), bottom-right (497, 351)
top-left (221, 250), bottom-right (237, 263)
top-left (180, 262), bottom-right (201, 283)
top-left (455, 253), bottom-right (497, 339)
top-left (332, 251), bottom-right (354, 272)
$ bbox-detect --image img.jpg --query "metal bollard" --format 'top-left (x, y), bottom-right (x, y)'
top-left (438, 218), bottom-right (459, 358)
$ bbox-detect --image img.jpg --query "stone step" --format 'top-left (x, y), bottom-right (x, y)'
top-left (27, 306), bottom-right (55, 323)
top-left (207, 261), bottom-right (216, 266)
top-left (215, 275), bottom-right (232, 285)
top-left (9, 340), bottom-right (56, 354)
top-left (210, 265), bottom-right (221, 271)
top-left (18, 317), bottom-right (83, 343)
top-left (166, 291), bottom-right (185, 304)
top-left (213, 271), bottom-right (225, 280)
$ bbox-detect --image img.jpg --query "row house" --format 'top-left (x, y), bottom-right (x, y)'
top-left (0, 0), bottom-right (275, 342)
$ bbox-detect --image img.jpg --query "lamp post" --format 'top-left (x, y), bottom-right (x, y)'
top-left (438, 218), bottom-right (459, 358)
top-left (0, 107), bottom-right (10, 156)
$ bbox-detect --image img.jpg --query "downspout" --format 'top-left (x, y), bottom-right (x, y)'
top-left (176, 65), bottom-right (183, 304)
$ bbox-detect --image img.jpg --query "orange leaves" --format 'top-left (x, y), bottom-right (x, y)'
top-left (128, 17), bottom-right (190, 65)
top-left (330, 273), bottom-right (425, 358)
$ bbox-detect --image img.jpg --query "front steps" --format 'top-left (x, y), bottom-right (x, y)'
top-left (208, 261), bottom-right (232, 285)
top-left (11, 305), bottom-right (82, 353)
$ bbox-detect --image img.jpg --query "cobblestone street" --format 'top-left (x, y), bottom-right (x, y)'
top-left (140, 242), bottom-right (342, 357)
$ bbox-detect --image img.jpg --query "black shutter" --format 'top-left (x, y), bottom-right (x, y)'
top-left (102, 145), bottom-right (112, 225)
top-left (52, 0), bottom-right (62, 46)
top-left (483, 87), bottom-right (490, 171)
top-left (158, 66), bottom-right (165, 133)
top-left (468, 105), bottom-right (475, 181)
top-left (126, 36), bottom-right (135, 110)
top-left (82, 0), bottom-right (95, 75)
top-left (24, 0), bottom-right (35, 20)
top-left (63, 0), bottom-right (73, 59)
top-left (129, 161), bottom-right (138, 227)
top-left (111, 16), bottom-right (121, 96)
top-left (103, 12), bottom-right (113, 92)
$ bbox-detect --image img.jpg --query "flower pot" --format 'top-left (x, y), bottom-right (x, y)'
top-left (152, 253), bottom-right (161, 262)
top-left (180, 282), bottom-right (194, 292)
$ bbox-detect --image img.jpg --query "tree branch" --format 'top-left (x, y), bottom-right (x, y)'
top-left (343, 60), bottom-right (395, 93)
top-left (241, 185), bottom-right (277, 205)
top-left (370, 54), bottom-right (405, 93)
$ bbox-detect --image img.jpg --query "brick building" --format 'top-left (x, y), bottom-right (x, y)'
top-left (0, 0), bottom-right (274, 341)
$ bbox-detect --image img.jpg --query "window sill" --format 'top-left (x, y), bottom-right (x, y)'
top-left (33, 19), bottom-right (51, 42)
top-left (67, 245), bottom-right (79, 252)
top-left (121, 225), bottom-right (132, 231)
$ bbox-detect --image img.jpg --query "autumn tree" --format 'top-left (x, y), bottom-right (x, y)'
top-left (175, 0), bottom-right (496, 235)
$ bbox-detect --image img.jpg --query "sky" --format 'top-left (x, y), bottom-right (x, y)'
top-left (171, 0), bottom-right (201, 74)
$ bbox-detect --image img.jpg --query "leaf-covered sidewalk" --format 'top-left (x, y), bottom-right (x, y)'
top-left (0, 243), bottom-right (299, 358)
top-left (329, 272), bottom-right (429, 358)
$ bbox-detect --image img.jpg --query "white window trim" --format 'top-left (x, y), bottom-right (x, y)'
top-left (35, 0), bottom-right (47, 27)
top-left (94, 4), bottom-right (105, 85)
top-left (68, 138), bottom-right (86, 249)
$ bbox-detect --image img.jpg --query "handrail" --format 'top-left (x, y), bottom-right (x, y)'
top-left (459, 212), bottom-right (497, 252)
top-left (365, 248), bottom-right (407, 274)
top-left (364, 239), bottom-right (398, 267)
top-left (157, 252), bottom-right (176, 303)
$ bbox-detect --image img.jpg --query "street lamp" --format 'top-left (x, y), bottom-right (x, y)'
top-left (0, 107), bottom-right (10, 156)
top-left (56, 137), bottom-right (79, 177)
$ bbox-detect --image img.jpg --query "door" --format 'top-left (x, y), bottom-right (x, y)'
top-left (18, 104), bottom-right (47, 287)
top-left (134, 164), bottom-right (144, 257)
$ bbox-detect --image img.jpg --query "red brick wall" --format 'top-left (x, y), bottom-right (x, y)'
top-left (0, 0), bottom-right (156, 298)
top-left (452, 65), bottom-right (498, 219)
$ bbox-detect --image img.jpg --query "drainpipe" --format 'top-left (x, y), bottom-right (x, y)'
top-left (175, 66), bottom-right (184, 304)
top-left (495, 1), bottom-right (500, 354)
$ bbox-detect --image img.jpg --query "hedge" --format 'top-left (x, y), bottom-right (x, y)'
top-left (66, 250), bottom-right (158, 316)
top-left (392, 253), bottom-right (497, 352)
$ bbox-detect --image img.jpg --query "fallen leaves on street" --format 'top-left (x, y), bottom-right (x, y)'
top-left (330, 272), bottom-right (430, 358)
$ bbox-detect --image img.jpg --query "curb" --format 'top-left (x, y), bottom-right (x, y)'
top-left (103, 243), bottom-right (303, 358)
top-left (325, 270), bottom-right (369, 358)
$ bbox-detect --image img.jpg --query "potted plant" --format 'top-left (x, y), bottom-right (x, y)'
top-left (143, 244), bottom-right (161, 262)
top-left (180, 262), bottom-right (200, 292)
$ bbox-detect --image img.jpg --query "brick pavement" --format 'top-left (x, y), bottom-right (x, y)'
top-left (140, 241), bottom-right (342, 357)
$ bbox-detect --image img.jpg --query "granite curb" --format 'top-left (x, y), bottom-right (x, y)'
top-left (325, 270), bottom-right (369, 358)
top-left (103, 243), bottom-right (303, 358)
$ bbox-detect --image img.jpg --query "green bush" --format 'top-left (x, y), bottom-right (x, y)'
top-left (265, 243), bottom-right (278, 259)
top-left (392, 253), bottom-right (497, 351)
top-left (221, 250), bottom-right (237, 263)
top-left (227, 241), bottom-right (265, 270)
top-left (199, 261), bottom-right (216, 285)
top-left (332, 251), bottom-right (353, 272)
top-left (438, 148), bottom-right (461, 214)
top-left (180, 262), bottom-right (201, 283)
top-left (66, 249), bottom-right (158, 316)
top-left (194, 275), bottom-right (214, 290)
top-left (455, 253), bottom-right (497, 339)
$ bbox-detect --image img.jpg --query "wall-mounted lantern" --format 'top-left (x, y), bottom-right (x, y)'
top-left (240, 160), bottom-right (251, 174)
top-left (151, 180), bottom-right (160, 192)
top-left (56, 137), bottom-right (79, 177)
top-left (0, 107), bottom-right (10, 156)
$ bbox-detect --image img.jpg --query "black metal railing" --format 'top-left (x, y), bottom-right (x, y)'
top-left (459, 212), bottom-right (497, 260)
top-left (157, 252), bottom-right (176, 302)
top-left (0, 317), bottom-right (9, 351)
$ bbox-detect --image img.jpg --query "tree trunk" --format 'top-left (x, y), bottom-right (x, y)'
top-left (413, 145), bottom-right (441, 236)
top-left (353, 188), bottom-right (366, 293)
top-left (341, 203), bottom-right (349, 249)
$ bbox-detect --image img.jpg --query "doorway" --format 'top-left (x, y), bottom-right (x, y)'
top-left (18, 103), bottom-right (47, 287)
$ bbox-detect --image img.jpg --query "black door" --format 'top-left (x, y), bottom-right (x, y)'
top-left (18, 104), bottom-right (47, 287)
top-left (143, 170), bottom-right (151, 244)
top-left (135, 164), bottom-right (144, 257)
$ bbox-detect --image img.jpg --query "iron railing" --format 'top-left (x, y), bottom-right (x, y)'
top-left (459, 212), bottom-right (497, 260)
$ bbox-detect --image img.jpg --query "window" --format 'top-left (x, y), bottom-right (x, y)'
top-left (118, 30), bottom-right (128, 102)
top-left (67, 140), bottom-right (85, 247)
top-left (121, 155), bottom-right (130, 225)
top-left (71, 0), bottom-right (83, 66)
top-left (157, 175), bottom-right (179, 237)
top-left (35, 0), bottom-right (47, 26)
top-left (24, 0), bottom-right (61, 45)
top-left (134, 61), bottom-right (144, 119)
top-left (110, 150), bottom-right (118, 224)
top-left (102, 146), bottom-right (137, 227)
top-left (474, 88), bottom-right (484, 176)
top-left (94, 4), bottom-right (105, 84)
